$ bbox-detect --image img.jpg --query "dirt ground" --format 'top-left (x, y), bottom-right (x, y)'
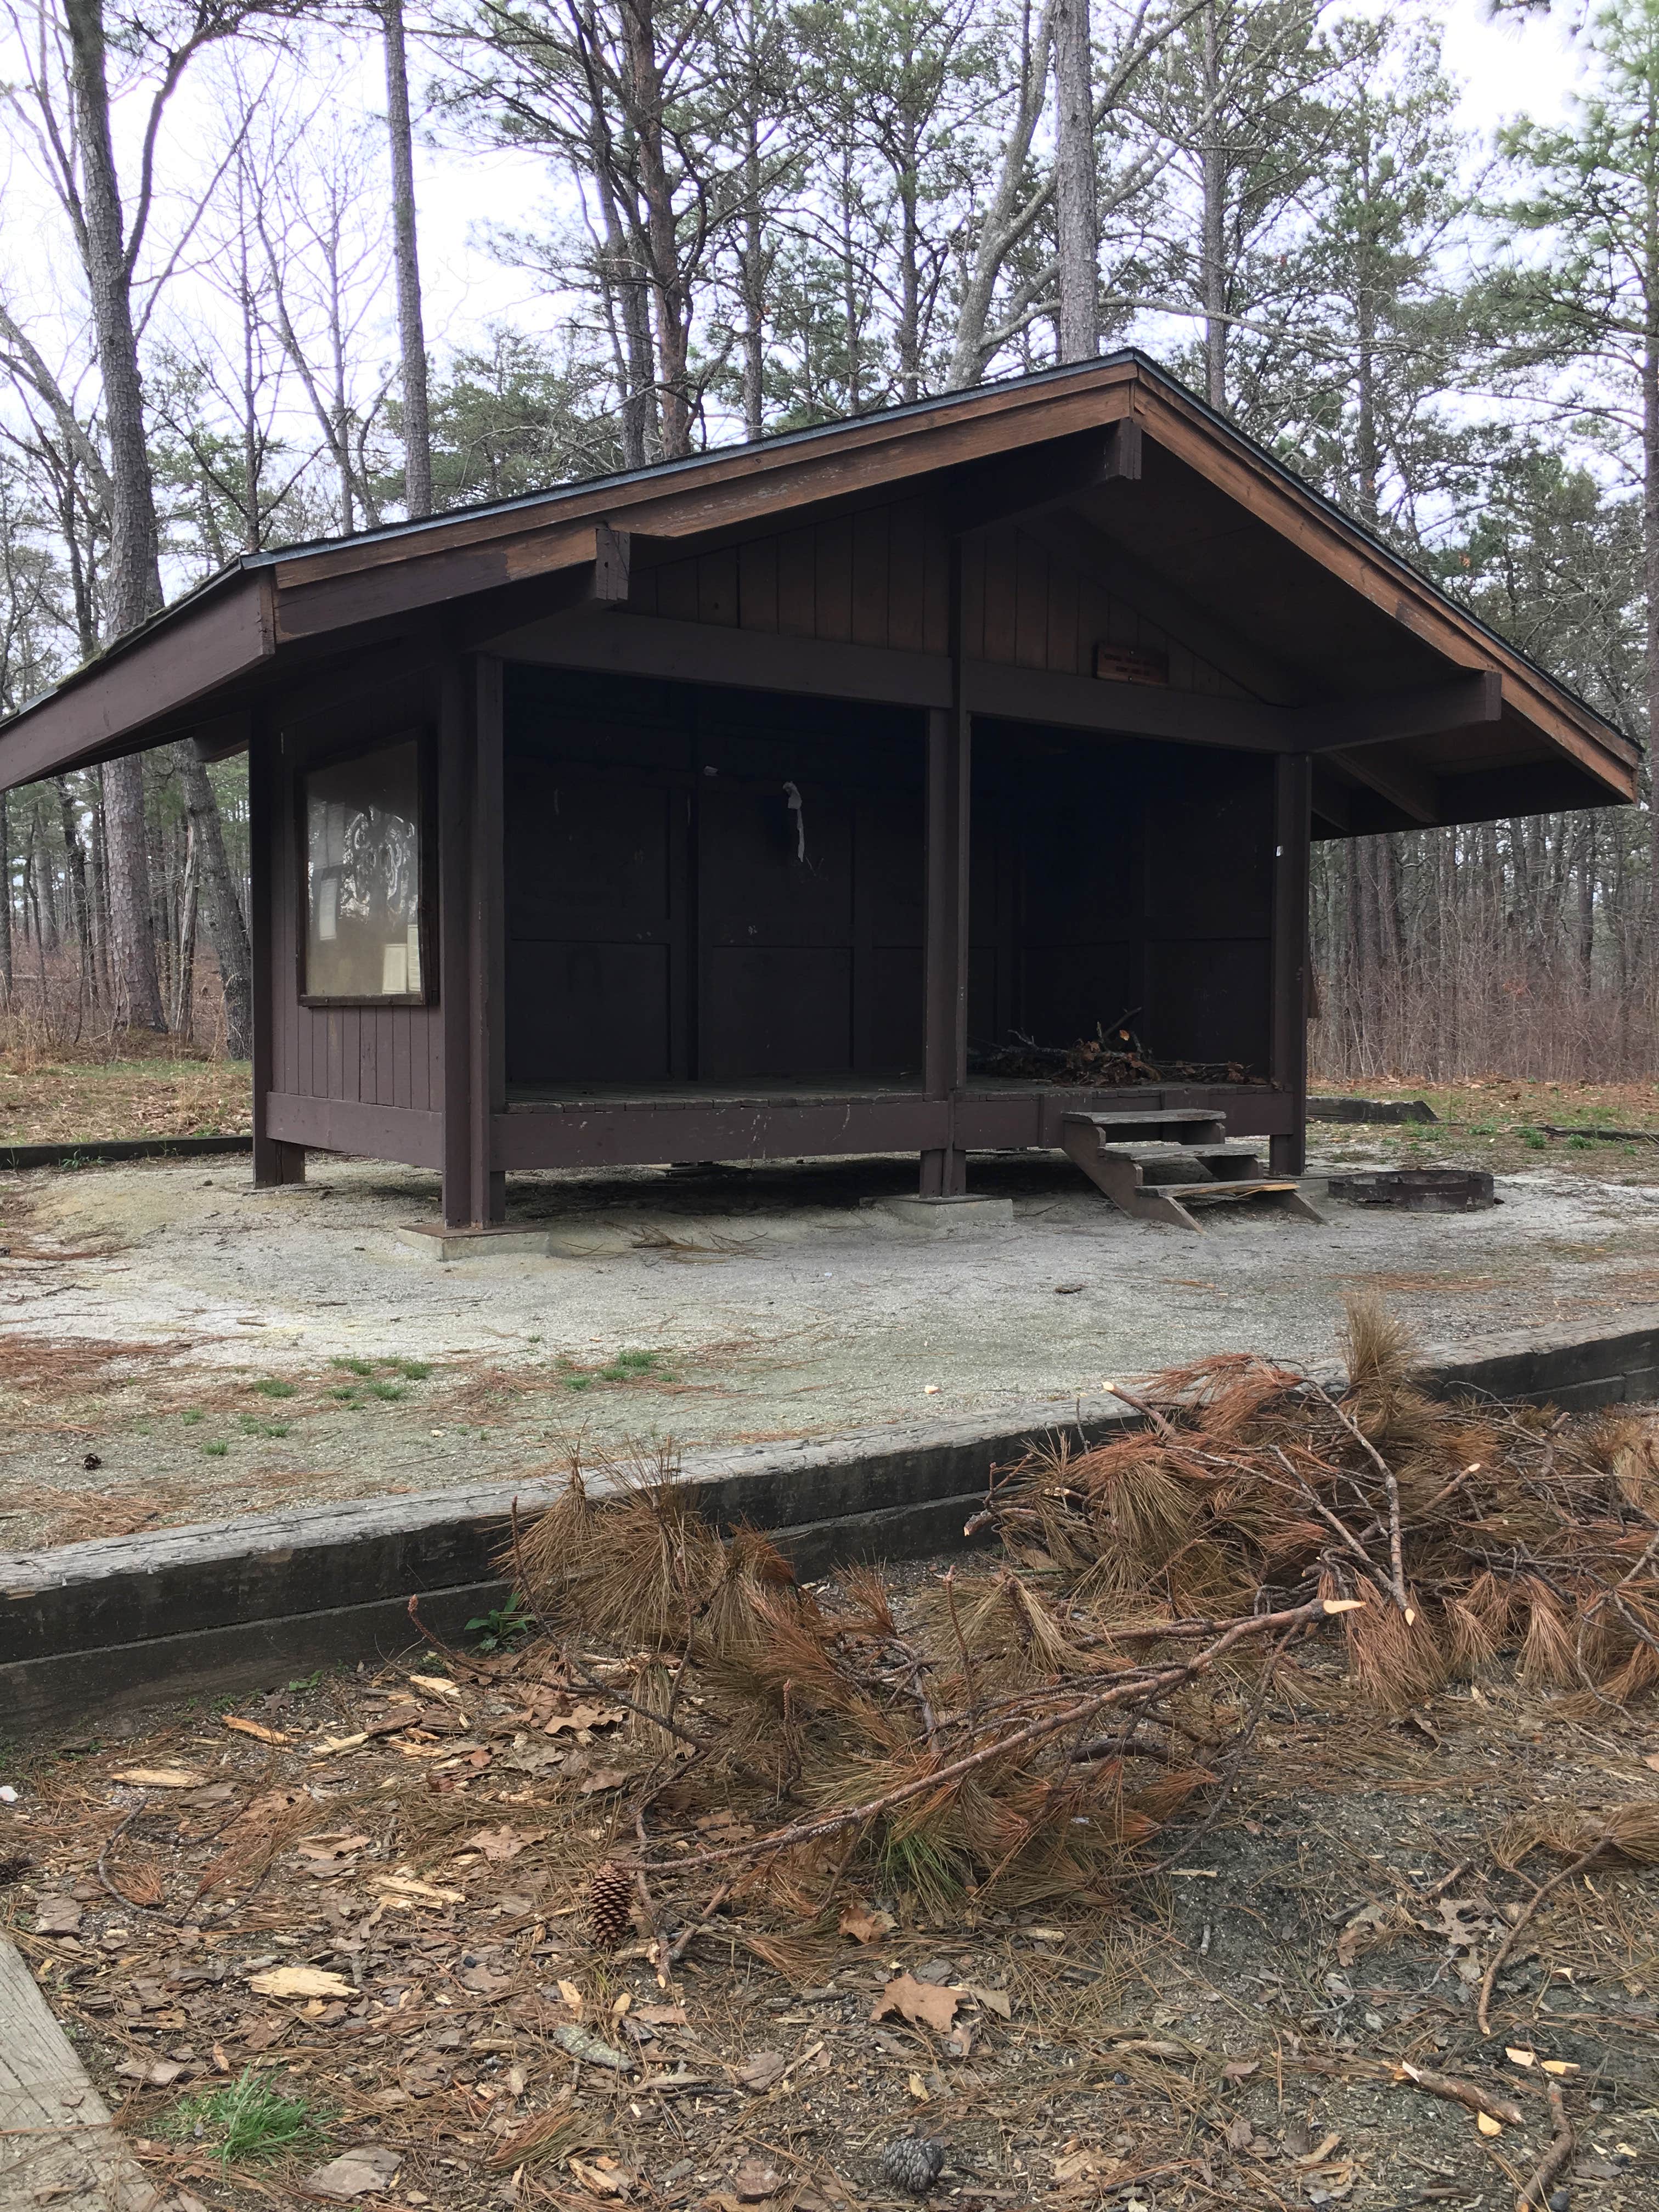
top-left (11, 1122), bottom-right (1659, 1550)
top-left (2, 1551), bottom-right (1655, 2212)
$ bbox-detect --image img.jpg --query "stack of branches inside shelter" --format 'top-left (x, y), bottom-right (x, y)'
top-left (968, 1019), bottom-right (1248, 1086)
top-left (501, 1301), bottom-right (1659, 1923)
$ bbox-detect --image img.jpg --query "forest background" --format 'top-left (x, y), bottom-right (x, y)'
top-left (0, 0), bottom-right (1654, 1090)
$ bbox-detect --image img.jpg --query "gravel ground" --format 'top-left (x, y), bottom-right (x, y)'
top-left (5, 1144), bottom-right (1659, 1547)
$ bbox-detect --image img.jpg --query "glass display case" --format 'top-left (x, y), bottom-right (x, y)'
top-left (301, 736), bottom-right (430, 1003)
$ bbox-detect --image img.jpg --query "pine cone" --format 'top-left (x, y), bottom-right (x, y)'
top-left (881, 2136), bottom-right (944, 2196)
top-left (587, 1861), bottom-right (634, 1952)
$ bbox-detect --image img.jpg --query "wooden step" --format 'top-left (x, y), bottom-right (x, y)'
top-left (1175, 1179), bottom-right (1299, 1204)
top-left (1066, 1109), bottom-right (1227, 1144)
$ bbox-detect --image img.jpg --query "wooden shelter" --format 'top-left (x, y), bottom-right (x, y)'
top-left (0, 353), bottom-right (1636, 1229)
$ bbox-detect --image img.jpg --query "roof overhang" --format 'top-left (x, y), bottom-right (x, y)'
top-left (0, 353), bottom-right (1637, 829)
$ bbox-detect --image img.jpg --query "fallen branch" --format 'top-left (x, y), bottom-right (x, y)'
top-left (1515, 2080), bottom-right (1572, 2212)
top-left (623, 1596), bottom-right (1342, 1876)
top-left (1395, 2061), bottom-right (1526, 2129)
top-left (1477, 1836), bottom-right (1609, 2037)
top-left (1302, 1379), bottom-right (1408, 1610)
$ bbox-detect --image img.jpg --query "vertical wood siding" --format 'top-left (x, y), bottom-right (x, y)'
top-left (269, 662), bottom-right (445, 1114)
top-left (627, 506), bottom-right (1242, 695)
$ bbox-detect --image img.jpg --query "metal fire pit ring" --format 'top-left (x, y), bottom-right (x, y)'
top-left (1325, 1168), bottom-right (1497, 1213)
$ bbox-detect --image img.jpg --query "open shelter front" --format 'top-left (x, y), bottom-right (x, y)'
top-left (0, 354), bottom-right (1637, 1230)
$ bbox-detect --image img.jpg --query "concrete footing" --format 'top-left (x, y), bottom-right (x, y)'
top-left (6, 1310), bottom-right (1659, 1735)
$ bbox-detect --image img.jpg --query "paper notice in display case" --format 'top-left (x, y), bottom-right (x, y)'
top-left (304, 736), bottom-right (427, 1001)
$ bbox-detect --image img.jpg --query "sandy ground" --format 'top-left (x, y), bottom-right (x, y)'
top-left (5, 1141), bottom-right (1659, 1548)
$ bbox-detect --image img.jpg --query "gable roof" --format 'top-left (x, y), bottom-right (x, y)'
top-left (0, 349), bottom-right (1637, 828)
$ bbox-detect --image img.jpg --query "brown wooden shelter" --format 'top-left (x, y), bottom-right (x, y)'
top-left (0, 353), bottom-right (1637, 1229)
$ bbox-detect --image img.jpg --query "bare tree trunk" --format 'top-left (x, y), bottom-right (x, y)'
top-left (382, 0), bottom-right (433, 516)
top-left (1646, 331), bottom-right (1659, 970)
top-left (1054, 0), bottom-right (1097, 362)
top-left (1577, 814), bottom-right (1596, 994)
top-left (741, 111), bottom-right (765, 439)
top-left (53, 776), bottom-right (95, 1007)
top-left (176, 743), bottom-right (253, 1060)
top-left (63, 0), bottom-right (167, 1031)
top-left (0, 790), bottom-right (10, 1000)
top-left (1199, 2), bottom-right (1227, 411)
top-left (173, 821), bottom-right (198, 1040)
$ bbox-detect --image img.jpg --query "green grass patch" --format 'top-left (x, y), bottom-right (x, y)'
top-left (386, 1357), bottom-right (430, 1380)
top-left (331, 1356), bottom-right (376, 1378)
top-left (367, 1381), bottom-right (405, 1401)
top-left (180, 1408), bottom-right (204, 1426)
top-left (252, 1378), bottom-right (297, 1400)
top-left (239, 1414), bottom-right (291, 1438)
top-left (162, 2068), bottom-right (330, 2165)
top-left (203, 1440), bottom-right (229, 1457)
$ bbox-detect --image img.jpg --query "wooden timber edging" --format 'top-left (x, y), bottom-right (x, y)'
top-left (1307, 1097), bottom-right (1438, 1126)
top-left (0, 1134), bottom-right (252, 1172)
top-left (5, 1310), bottom-right (1659, 1736)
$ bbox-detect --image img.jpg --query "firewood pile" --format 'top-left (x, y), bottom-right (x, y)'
top-left (968, 1022), bottom-right (1247, 1086)
top-left (504, 1300), bottom-right (1659, 1928)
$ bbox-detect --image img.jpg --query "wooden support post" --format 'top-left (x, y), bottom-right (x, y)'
top-left (439, 652), bottom-right (506, 1228)
top-left (1269, 752), bottom-right (1312, 1178)
top-left (249, 716), bottom-right (304, 1188)
top-left (921, 668), bottom-right (971, 1197)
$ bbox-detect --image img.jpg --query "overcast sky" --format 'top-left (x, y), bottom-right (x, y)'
top-left (0, 0), bottom-right (1616, 503)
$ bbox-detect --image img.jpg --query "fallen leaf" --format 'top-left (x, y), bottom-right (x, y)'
top-left (409, 1674), bottom-right (463, 1701)
top-left (1293, 2131), bottom-right (1343, 2168)
top-left (579, 1768), bottom-right (630, 1795)
top-left (546, 1703), bottom-right (627, 1735)
top-left (1222, 2059), bottom-right (1260, 2083)
top-left (1506, 2047), bottom-right (1536, 2067)
top-left (1052, 2149), bottom-right (1111, 2183)
top-left (370, 1871), bottom-right (465, 1905)
top-left (304, 2146), bottom-right (403, 2200)
top-left (557, 1978), bottom-right (585, 2017)
top-left (1336, 1901), bottom-right (1396, 1966)
top-left (111, 1766), bottom-right (205, 1789)
top-left (732, 2155), bottom-right (785, 2202)
top-left (633, 2004), bottom-right (687, 2027)
top-left (247, 1966), bottom-right (354, 2000)
top-left (838, 1899), bottom-right (896, 1945)
top-left (295, 1834), bottom-right (373, 1863)
top-left (461, 1823), bottom-right (542, 1863)
top-left (964, 1984), bottom-right (1012, 2019)
top-left (907, 2071), bottom-right (930, 2101)
top-left (1540, 2059), bottom-right (1579, 2076)
top-left (34, 1898), bottom-right (82, 1934)
top-left (1476, 2113), bottom-right (1503, 2138)
top-left (873, 1972), bottom-right (962, 2033)
top-left (1226, 2116), bottom-right (1254, 2152)
top-left (223, 1716), bottom-right (289, 1745)
top-left (1644, 1752), bottom-right (1659, 1774)
top-left (456, 1957), bottom-right (515, 1996)
top-left (735, 2049), bottom-right (787, 2092)
top-left (570, 2155), bottom-right (627, 2197)
top-left (115, 2058), bottom-right (186, 2087)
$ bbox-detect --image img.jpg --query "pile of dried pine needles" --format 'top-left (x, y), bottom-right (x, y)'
top-left (499, 1299), bottom-right (1659, 1931)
